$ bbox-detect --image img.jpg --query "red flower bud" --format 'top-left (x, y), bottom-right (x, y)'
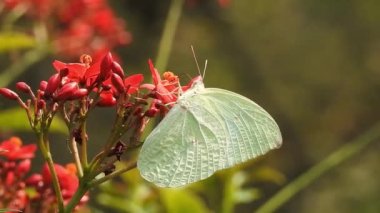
top-left (45, 74), bottom-right (62, 96)
top-left (111, 73), bottom-right (125, 94)
top-left (70, 88), bottom-right (88, 100)
top-left (144, 99), bottom-right (161, 117)
top-left (26, 174), bottom-right (43, 187)
top-left (102, 84), bottom-right (112, 91)
top-left (37, 99), bottom-right (46, 110)
top-left (133, 106), bottom-right (143, 116)
top-left (16, 82), bottom-right (31, 93)
top-left (39, 81), bottom-right (48, 91)
top-left (16, 159), bottom-right (31, 174)
top-left (97, 93), bottom-right (116, 107)
top-left (144, 108), bottom-right (159, 117)
top-left (98, 52), bottom-right (113, 81)
top-left (0, 88), bottom-right (19, 100)
top-left (111, 61), bottom-right (124, 78)
top-left (6, 172), bottom-right (15, 185)
top-left (55, 82), bottom-right (78, 101)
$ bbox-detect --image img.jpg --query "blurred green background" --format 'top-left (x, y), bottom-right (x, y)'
top-left (1, 0), bottom-right (380, 212)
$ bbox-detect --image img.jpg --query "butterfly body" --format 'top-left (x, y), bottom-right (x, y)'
top-left (138, 78), bottom-right (282, 187)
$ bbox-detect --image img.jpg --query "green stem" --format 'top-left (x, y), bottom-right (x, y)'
top-left (70, 136), bottom-right (83, 177)
top-left (89, 161), bottom-right (137, 187)
top-left (256, 123), bottom-right (380, 213)
top-left (64, 181), bottom-right (89, 213)
top-left (36, 131), bottom-right (65, 212)
top-left (80, 121), bottom-right (88, 169)
top-left (155, 0), bottom-right (185, 71)
top-left (0, 47), bottom-right (49, 87)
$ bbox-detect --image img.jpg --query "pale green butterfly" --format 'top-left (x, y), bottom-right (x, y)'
top-left (137, 57), bottom-right (282, 187)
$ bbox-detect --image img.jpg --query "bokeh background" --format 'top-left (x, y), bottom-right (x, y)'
top-left (1, 0), bottom-right (380, 212)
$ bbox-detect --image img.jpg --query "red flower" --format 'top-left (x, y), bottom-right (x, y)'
top-left (141, 60), bottom-right (178, 104)
top-left (24, 163), bottom-right (89, 208)
top-left (124, 74), bottom-right (144, 94)
top-left (0, 137), bottom-right (37, 160)
top-left (97, 73), bottom-right (144, 106)
top-left (141, 60), bottom-right (198, 105)
top-left (42, 163), bottom-right (79, 200)
top-left (52, 59), bottom-right (101, 88)
top-left (5, 0), bottom-right (132, 58)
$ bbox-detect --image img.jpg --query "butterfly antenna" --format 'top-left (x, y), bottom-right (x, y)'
top-left (203, 59), bottom-right (208, 79)
top-left (191, 45), bottom-right (202, 78)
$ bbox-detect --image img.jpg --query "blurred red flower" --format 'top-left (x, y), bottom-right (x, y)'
top-left (4, 0), bottom-right (131, 58)
top-left (0, 137), bottom-right (37, 211)
top-left (0, 137), bottom-right (37, 160)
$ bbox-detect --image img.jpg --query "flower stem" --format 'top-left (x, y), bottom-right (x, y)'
top-left (80, 121), bottom-right (88, 169)
top-left (89, 161), bottom-right (137, 187)
top-left (36, 131), bottom-right (64, 212)
top-left (155, 0), bottom-right (185, 71)
top-left (63, 181), bottom-right (89, 213)
top-left (70, 136), bottom-right (83, 177)
top-left (256, 122), bottom-right (380, 213)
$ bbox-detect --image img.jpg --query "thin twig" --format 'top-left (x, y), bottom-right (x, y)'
top-left (69, 136), bottom-right (83, 177)
top-left (89, 161), bottom-right (137, 187)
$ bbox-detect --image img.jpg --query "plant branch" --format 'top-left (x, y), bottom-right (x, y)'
top-left (89, 161), bottom-right (137, 187)
top-left (256, 122), bottom-right (380, 213)
top-left (69, 136), bottom-right (83, 177)
top-left (155, 0), bottom-right (185, 71)
top-left (36, 131), bottom-right (64, 212)
top-left (63, 181), bottom-right (88, 213)
top-left (80, 120), bottom-right (88, 169)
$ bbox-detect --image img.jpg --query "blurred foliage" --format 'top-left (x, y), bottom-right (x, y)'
top-left (0, 108), bottom-right (66, 134)
top-left (1, 0), bottom-right (380, 212)
top-left (96, 161), bottom-right (282, 213)
top-left (0, 32), bottom-right (36, 53)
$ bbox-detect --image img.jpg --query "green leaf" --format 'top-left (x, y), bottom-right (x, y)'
top-left (0, 209), bottom-right (21, 212)
top-left (250, 166), bottom-right (286, 185)
top-left (0, 108), bottom-right (67, 134)
top-left (160, 189), bottom-right (209, 213)
top-left (0, 32), bottom-right (36, 52)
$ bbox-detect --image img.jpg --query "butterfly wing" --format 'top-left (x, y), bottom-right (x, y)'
top-left (137, 87), bottom-right (282, 187)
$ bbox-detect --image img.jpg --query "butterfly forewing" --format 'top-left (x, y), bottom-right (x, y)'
top-left (137, 86), bottom-right (282, 187)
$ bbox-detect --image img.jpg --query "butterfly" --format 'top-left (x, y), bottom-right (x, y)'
top-left (137, 75), bottom-right (282, 187)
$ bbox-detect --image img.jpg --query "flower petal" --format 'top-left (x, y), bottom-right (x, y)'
top-left (148, 59), bottom-right (161, 85)
top-left (124, 74), bottom-right (144, 94)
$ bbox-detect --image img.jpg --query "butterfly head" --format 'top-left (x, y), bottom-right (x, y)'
top-left (189, 75), bottom-right (204, 90)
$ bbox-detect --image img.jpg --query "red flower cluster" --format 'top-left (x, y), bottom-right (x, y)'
top-left (3, 0), bottom-right (131, 58)
top-left (0, 53), bottom-right (201, 129)
top-left (0, 53), bottom-right (200, 198)
top-left (26, 163), bottom-right (88, 209)
top-left (0, 137), bottom-right (36, 211)
top-left (47, 52), bottom-right (144, 106)
top-left (0, 52), bottom-right (204, 211)
top-left (0, 137), bottom-right (87, 212)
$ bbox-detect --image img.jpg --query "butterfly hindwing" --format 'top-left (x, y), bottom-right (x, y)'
top-left (137, 87), bottom-right (282, 187)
